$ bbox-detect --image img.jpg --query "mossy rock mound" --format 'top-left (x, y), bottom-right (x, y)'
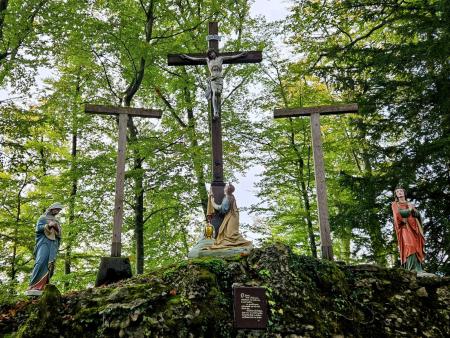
top-left (1, 244), bottom-right (449, 337)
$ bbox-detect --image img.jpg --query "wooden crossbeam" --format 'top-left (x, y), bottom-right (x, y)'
top-left (168, 51), bottom-right (262, 66)
top-left (274, 103), bottom-right (358, 118)
top-left (85, 104), bottom-right (162, 118)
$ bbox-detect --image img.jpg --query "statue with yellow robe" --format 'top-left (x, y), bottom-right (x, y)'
top-left (206, 183), bottom-right (252, 250)
top-left (187, 184), bottom-right (252, 258)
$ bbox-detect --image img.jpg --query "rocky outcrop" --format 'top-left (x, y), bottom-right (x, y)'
top-left (1, 244), bottom-right (449, 337)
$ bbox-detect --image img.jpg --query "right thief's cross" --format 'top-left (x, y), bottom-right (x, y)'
top-left (274, 103), bottom-right (359, 260)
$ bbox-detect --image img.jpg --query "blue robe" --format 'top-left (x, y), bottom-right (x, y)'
top-left (217, 196), bottom-right (231, 214)
top-left (29, 214), bottom-right (61, 288)
top-left (209, 197), bottom-right (230, 238)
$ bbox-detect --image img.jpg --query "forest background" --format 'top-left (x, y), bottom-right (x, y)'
top-left (0, 0), bottom-right (448, 301)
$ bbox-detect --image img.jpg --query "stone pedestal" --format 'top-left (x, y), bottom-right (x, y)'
top-left (95, 256), bottom-right (132, 287)
top-left (188, 237), bottom-right (253, 258)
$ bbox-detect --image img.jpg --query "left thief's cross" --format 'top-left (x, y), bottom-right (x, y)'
top-left (85, 104), bottom-right (162, 257)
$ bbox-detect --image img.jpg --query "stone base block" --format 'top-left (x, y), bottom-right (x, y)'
top-left (188, 238), bottom-right (253, 258)
top-left (95, 256), bottom-right (132, 287)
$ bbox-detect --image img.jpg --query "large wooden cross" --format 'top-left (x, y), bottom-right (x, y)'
top-left (85, 104), bottom-right (162, 257)
top-left (274, 103), bottom-right (358, 260)
top-left (168, 22), bottom-right (262, 233)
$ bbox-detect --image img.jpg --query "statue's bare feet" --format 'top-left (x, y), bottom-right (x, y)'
top-left (25, 289), bottom-right (43, 296)
top-left (417, 271), bottom-right (436, 277)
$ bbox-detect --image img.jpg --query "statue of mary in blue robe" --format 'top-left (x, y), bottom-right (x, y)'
top-left (26, 203), bottom-right (63, 295)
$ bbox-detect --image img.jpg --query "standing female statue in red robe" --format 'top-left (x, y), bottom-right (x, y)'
top-left (391, 187), bottom-right (425, 273)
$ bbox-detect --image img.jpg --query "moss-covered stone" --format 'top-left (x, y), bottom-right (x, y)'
top-left (16, 284), bottom-right (62, 338)
top-left (1, 244), bottom-right (449, 337)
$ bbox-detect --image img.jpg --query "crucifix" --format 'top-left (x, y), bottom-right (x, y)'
top-left (274, 103), bottom-right (358, 260)
top-left (168, 22), bottom-right (262, 235)
top-left (85, 103), bottom-right (162, 285)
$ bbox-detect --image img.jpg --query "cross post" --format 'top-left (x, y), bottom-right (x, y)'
top-left (274, 103), bottom-right (358, 260)
top-left (168, 22), bottom-right (262, 235)
top-left (85, 104), bottom-right (162, 257)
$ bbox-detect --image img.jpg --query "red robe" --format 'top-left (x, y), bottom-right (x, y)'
top-left (392, 201), bottom-right (425, 264)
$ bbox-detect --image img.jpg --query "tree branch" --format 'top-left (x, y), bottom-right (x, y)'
top-left (223, 73), bottom-right (251, 104)
top-left (138, 0), bottom-right (148, 16)
top-left (91, 49), bottom-right (120, 100)
top-left (143, 205), bottom-right (178, 224)
top-left (151, 19), bottom-right (207, 41)
top-left (107, 31), bottom-right (138, 76)
top-left (155, 87), bottom-right (187, 127)
top-left (311, 13), bottom-right (397, 70)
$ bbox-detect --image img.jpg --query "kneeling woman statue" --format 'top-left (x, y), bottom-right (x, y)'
top-left (207, 183), bottom-right (251, 250)
top-left (391, 187), bottom-right (425, 273)
top-left (26, 203), bottom-right (63, 296)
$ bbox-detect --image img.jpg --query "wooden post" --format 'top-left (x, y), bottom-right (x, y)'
top-left (207, 22), bottom-right (227, 234)
top-left (111, 112), bottom-right (128, 256)
top-left (208, 22), bottom-right (225, 204)
top-left (274, 103), bottom-right (358, 260)
top-left (310, 112), bottom-right (332, 259)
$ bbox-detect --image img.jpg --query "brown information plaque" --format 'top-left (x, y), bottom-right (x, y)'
top-left (233, 286), bottom-right (268, 329)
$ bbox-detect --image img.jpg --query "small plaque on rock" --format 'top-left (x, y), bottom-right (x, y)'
top-left (233, 286), bottom-right (268, 329)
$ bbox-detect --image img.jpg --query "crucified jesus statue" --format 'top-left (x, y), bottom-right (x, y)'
top-left (181, 49), bottom-right (246, 119)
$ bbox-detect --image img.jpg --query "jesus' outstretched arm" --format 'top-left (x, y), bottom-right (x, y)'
top-left (180, 54), bottom-right (206, 62)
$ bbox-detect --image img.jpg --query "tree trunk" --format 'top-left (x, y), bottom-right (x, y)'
top-left (130, 129), bottom-right (145, 275)
top-left (134, 166), bottom-right (145, 274)
top-left (0, 0), bottom-right (9, 62)
top-left (362, 150), bottom-right (387, 266)
top-left (119, 0), bottom-right (155, 275)
top-left (277, 73), bottom-right (317, 258)
top-left (64, 76), bottom-right (81, 290)
top-left (11, 192), bottom-right (21, 281)
top-left (299, 176), bottom-right (317, 258)
top-left (341, 225), bottom-right (351, 263)
top-left (183, 85), bottom-right (208, 217)
top-left (64, 112), bottom-right (78, 287)
top-left (180, 221), bottom-right (190, 257)
top-left (0, 0), bottom-right (9, 43)
top-left (367, 201), bottom-right (387, 265)
top-left (124, 65), bottom-right (146, 275)
top-left (290, 128), bottom-right (318, 258)
top-left (11, 178), bottom-right (27, 281)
